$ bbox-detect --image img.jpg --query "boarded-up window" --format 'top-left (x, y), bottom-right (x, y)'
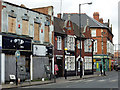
top-left (22, 20), bottom-right (29, 35)
top-left (8, 16), bottom-right (16, 33)
top-left (34, 23), bottom-right (39, 41)
top-left (44, 26), bottom-right (49, 42)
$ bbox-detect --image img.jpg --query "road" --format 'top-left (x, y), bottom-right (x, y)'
top-left (21, 71), bottom-right (118, 88)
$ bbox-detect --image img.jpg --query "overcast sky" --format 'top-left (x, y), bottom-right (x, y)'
top-left (4, 0), bottom-right (119, 45)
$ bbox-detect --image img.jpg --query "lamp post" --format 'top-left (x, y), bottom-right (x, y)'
top-left (14, 39), bottom-right (21, 85)
top-left (101, 30), bottom-right (106, 76)
top-left (91, 39), bottom-right (95, 74)
top-left (79, 2), bottom-right (92, 78)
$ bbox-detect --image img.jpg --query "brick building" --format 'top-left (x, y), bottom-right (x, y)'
top-left (63, 12), bottom-right (114, 72)
top-left (54, 14), bottom-right (93, 77)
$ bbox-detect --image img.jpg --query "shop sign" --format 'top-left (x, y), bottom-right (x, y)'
top-left (2, 36), bottom-right (31, 51)
top-left (65, 51), bottom-right (70, 55)
top-left (57, 57), bottom-right (62, 59)
top-left (56, 55), bottom-right (63, 60)
top-left (33, 45), bottom-right (46, 56)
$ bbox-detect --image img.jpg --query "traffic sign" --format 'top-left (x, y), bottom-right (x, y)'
top-left (15, 50), bottom-right (20, 58)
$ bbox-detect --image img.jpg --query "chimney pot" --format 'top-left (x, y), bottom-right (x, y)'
top-left (99, 18), bottom-right (103, 24)
top-left (93, 12), bottom-right (99, 21)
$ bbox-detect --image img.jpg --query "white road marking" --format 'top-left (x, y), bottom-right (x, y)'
top-left (109, 79), bottom-right (118, 82)
top-left (98, 79), bottom-right (106, 82)
top-left (85, 79), bottom-right (94, 82)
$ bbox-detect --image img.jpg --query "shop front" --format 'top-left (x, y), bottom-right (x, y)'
top-left (1, 34), bottom-right (32, 83)
top-left (32, 44), bottom-right (50, 80)
top-left (93, 55), bottom-right (110, 72)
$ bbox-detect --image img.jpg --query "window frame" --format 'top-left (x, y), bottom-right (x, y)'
top-left (91, 29), bottom-right (96, 37)
top-left (57, 36), bottom-right (62, 50)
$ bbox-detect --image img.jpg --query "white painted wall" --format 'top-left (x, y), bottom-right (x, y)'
top-left (1, 53), bottom-right (5, 84)
top-left (30, 55), bottom-right (33, 80)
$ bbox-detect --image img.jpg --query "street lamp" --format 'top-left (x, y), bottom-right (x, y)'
top-left (14, 39), bottom-right (21, 85)
top-left (101, 30), bottom-right (106, 76)
top-left (91, 39), bottom-right (95, 74)
top-left (79, 2), bottom-right (92, 78)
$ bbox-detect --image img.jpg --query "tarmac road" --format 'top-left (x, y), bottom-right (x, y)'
top-left (23, 71), bottom-right (118, 88)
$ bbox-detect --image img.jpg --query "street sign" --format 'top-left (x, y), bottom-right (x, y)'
top-left (15, 50), bottom-right (20, 58)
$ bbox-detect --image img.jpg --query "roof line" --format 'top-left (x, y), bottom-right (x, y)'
top-left (63, 13), bottom-right (86, 15)
top-left (3, 1), bottom-right (51, 17)
top-left (32, 6), bottom-right (53, 9)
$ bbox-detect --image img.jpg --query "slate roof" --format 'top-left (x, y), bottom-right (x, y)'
top-left (63, 13), bottom-right (108, 28)
top-left (54, 17), bottom-right (85, 38)
top-left (54, 17), bottom-right (66, 35)
top-left (63, 13), bottom-right (113, 36)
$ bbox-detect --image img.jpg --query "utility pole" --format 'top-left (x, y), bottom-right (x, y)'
top-left (79, 2), bottom-right (92, 78)
top-left (101, 30), bottom-right (106, 76)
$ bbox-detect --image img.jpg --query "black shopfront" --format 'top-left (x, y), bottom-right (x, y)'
top-left (2, 34), bottom-right (32, 81)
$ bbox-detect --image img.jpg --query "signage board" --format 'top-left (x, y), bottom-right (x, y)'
top-left (33, 45), bottom-right (46, 56)
top-left (2, 36), bottom-right (31, 51)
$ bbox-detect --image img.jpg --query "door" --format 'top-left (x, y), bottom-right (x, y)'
top-left (25, 56), bottom-right (30, 79)
top-left (56, 58), bottom-right (63, 77)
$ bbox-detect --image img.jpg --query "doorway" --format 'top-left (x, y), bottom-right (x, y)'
top-left (56, 58), bottom-right (63, 77)
top-left (25, 56), bottom-right (30, 79)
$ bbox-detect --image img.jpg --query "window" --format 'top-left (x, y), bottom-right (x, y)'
top-left (64, 37), bottom-right (67, 48)
top-left (34, 23), bottom-right (39, 41)
top-left (44, 26), bottom-right (49, 42)
top-left (57, 36), bottom-right (62, 50)
top-left (22, 14), bottom-right (29, 35)
top-left (65, 56), bottom-right (75, 71)
top-left (8, 16), bottom-right (16, 33)
top-left (91, 29), bottom-right (96, 37)
top-left (22, 20), bottom-right (29, 35)
top-left (67, 36), bottom-right (75, 51)
top-left (84, 56), bottom-right (92, 70)
top-left (107, 40), bottom-right (114, 54)
top-left (84, 39), bottom-right (92, 52)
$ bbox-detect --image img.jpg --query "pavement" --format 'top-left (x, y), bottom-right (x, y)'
top-left (1, 71), bottom-right (107, 89)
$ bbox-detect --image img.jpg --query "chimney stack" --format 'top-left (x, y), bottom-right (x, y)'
top-left (57, 13), bottom-right (62, 19)
top-left (93, 12), bottom-right (99, 22)
top-left (99, 18), bottom-right (103, 24)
